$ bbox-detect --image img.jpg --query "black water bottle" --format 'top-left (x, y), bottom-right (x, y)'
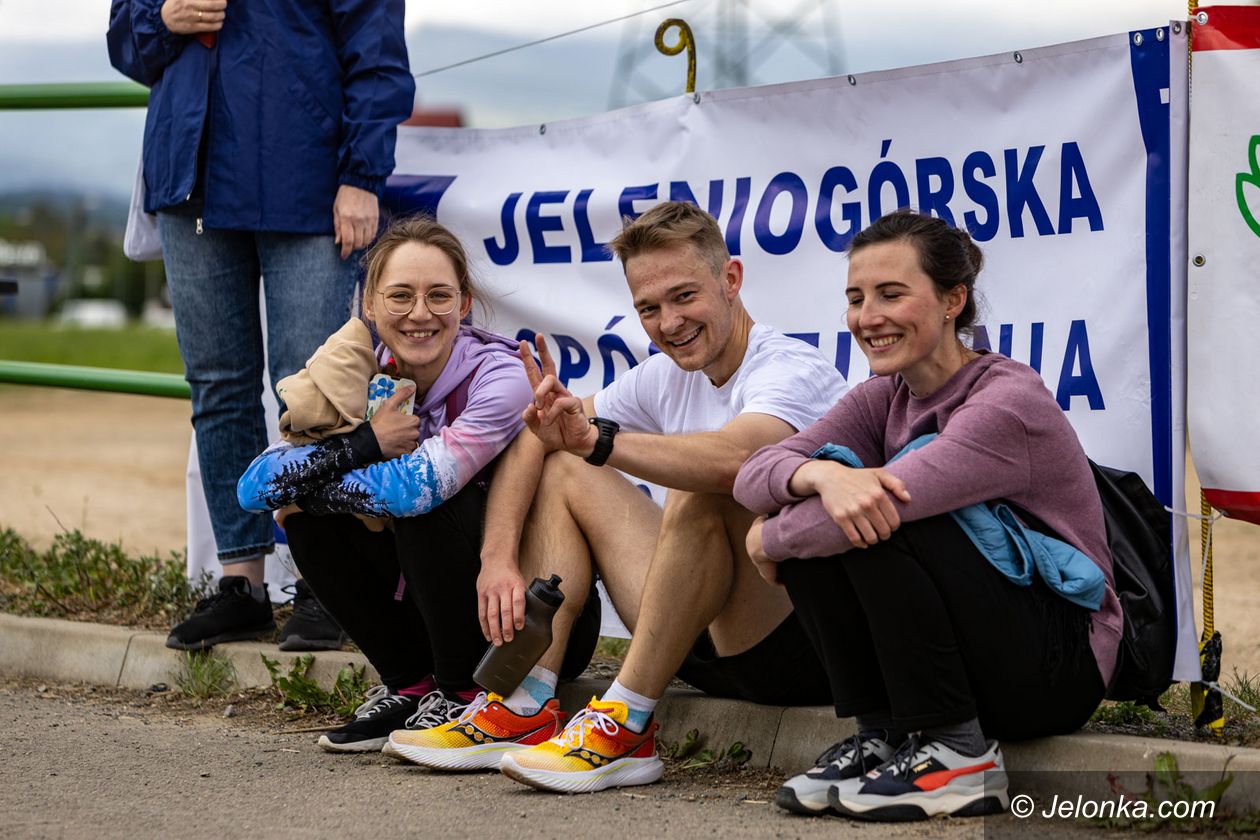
top-left (472, 574), bottom-right (565, 696)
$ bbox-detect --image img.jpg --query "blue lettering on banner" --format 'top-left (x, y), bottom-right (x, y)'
top-left (754, 172), bottom-right (809, 255)
top-left (785, 332), bottom-right (820, 348)
top-left (517, 318), bottom-right (1103, 411)
top-left (527, 191), bottom-right (571, 264)
top-left (1056, 319), bottom-right (1105, 410)
top-left (815, 166), bottom-right (861, 252)
top-left (619, 184), bottom-right (658, 221)
top-left (551, 334), bottom-right (590, 385)
top-left (474, 142), bottom-right (1104, 265)
top-left (575, 189), bottom-right (613, 262)
top-left (868, 139), bottom-right (911, 220)
top-left (725, 177), bottom-right (752, 256)
top-left (669, 180), bottom-right (725, 218)
top-left (962, 151), bottom-right (1000, 240)
top-left (485, 192), bottom-right (521, 265)
top-left (1005, 146), bottom-right (1056, 237)
top-left (916, 156), bottom-right (956, 226)
top-left (1058, 142), bottom-right (1105, 233)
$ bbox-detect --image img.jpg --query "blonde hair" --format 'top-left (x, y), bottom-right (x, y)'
top-left (608, 201), bottom-right (729, 277)
top-left (361, 214), bottom-right (490, 323)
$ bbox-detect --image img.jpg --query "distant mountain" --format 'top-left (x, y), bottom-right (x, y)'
top-left (0, 189), bottom-right (130, 232)
top-left (0, 11), bottom-right (1162, 205)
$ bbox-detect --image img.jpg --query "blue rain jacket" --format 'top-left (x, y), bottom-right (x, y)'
top-left (107, 0), bottom-right (415, 233)
top-left (813, 435), bottom-right (1105, 610)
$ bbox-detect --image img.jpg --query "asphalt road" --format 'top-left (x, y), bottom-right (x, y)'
top-left (0, 681), bottom-right (1010, 840)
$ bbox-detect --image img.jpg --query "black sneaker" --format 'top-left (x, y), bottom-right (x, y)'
top-left (318, 686), bottom-right (422, 753)
top-left (165, 576), bottom-right (276, 650)
top-left (278, 579), bottom-right (347, 651)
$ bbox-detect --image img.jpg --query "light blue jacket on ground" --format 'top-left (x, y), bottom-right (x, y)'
top-left (813, 434), bottom-right (1105, 610)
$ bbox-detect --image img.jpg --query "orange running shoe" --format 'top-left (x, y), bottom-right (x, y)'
top-left (384, 692), bottom-right (566, 771)
top-left (499, 698), bottom-right (663, 793)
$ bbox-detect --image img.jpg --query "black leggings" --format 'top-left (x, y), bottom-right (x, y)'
top-left (284, 482), bottom-right (600, 695)
top-left (779, 514), bottom-right (1104, 740)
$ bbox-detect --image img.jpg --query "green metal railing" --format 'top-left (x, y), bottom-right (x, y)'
top-left (0, 361), bottom-right (189, 399)
top-left (0, 82), bottom-right (180, 398)
top-left (0, 81), bottom-right (149, 110)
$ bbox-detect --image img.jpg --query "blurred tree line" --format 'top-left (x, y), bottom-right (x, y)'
top-left (0, 192), bottom-right (164, 318)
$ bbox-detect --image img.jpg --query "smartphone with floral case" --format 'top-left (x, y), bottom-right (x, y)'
top-left (365, 373), bottom-right (416, 419)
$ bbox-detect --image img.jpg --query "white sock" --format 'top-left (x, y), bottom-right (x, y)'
top-left (502, 665), bottom-right (558, 716)
top-left (601, 679), bottom-right (658, 732)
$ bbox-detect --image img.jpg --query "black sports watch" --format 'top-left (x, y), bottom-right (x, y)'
top-left (584, 417), bottom-right (620, 467)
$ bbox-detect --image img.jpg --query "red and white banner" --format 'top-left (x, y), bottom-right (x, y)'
top-left (1188, 5), bottom-right (1260, 525)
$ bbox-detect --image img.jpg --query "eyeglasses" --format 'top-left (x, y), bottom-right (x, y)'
top-left (377, 286), bottom-right (461, 317)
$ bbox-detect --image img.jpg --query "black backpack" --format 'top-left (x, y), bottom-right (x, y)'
top-left (1091, 461), bottom-right (1177, 708)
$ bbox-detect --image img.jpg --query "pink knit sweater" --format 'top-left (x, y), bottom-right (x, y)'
top-left (733, 351), bottom-right (1121, 687)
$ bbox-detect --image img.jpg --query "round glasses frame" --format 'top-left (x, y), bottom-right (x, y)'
top-left (377, 287), bottom-right (461, 317)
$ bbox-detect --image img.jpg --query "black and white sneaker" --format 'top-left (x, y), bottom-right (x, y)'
top-left (165, 576), bottom-right (275, 650)
top-left (318, 686), bottom-right (421, 753)
top-left (829, 734), bottom-right (1009, 821)
top-left (380, 691), bottom-right (470, 760)
top-left (775, 732), bottom-right (899, 815)
top-left (278, 579), bottom-right (347, 651)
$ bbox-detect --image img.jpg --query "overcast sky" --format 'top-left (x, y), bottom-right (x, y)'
top-left (0, 0), bottom-right (1191, 43)
top-left (0, 0), bottom-right (1199, 199)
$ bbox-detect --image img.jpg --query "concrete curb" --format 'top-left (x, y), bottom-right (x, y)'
top-left (5, 611), bottom-right (1260, 810)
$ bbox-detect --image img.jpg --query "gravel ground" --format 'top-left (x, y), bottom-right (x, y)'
top-left (0, 676), bottom-right (1060, 840)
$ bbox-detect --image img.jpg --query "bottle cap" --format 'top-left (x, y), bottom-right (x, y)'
top-left (528, 574), bottom-right (565, 608)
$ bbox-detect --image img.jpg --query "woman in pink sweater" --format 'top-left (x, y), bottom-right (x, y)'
top-left (734, 209), bottom-right (1118, 822)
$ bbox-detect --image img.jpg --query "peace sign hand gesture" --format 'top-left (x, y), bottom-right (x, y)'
top-left (518, 335), bottom-right (598, 456)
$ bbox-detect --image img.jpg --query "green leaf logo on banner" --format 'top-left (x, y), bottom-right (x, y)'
top-left (1238, 135), bottom-right (1260, 238)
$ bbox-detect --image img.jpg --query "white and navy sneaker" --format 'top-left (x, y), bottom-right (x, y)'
top-left (829, 735), bottom-right (1009, 821)
top-left (775, 733), bottom-right (899, 815)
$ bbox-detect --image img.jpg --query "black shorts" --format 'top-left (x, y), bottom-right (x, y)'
top-left (675, 611), bottom-right (832, 706)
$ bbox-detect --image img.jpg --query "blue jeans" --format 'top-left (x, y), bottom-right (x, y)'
top-left (158, 205), bottom-right (358, 562)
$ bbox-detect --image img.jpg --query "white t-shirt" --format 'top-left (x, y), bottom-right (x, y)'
top-left (593, 323), bottom-right (848, 435)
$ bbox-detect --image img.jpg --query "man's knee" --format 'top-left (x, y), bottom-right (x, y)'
top-left (535, 450), bottom-right (589, 499)
top-left (660, 491), bottom-right (748, 543)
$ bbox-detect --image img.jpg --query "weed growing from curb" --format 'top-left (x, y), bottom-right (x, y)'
top-left (0, 526), bottom-right (211, 629)
top-left (1083, 751), bottom-right (1260, 833)
top-left (660, 727), bottom-right (753, 772)
top-left (261, 654), bottom-right (372, 717)
top-left (176, 651), bottom-right (238, 700)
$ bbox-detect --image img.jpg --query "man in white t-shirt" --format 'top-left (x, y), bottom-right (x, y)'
top-left (385, 202), bottom-right (847, 792)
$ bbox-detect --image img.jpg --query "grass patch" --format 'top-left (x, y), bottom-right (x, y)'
top-left (0, 319), bottom-right (183, 374)
top-left (261, 653), bottom-right (373, 717)
top-left (176, 650), bottom-right (237, 700)
top-left (1091, 700), bottom-right (1157, 727)
top-left (1223, 670), bottom-right (1260, 719)
top-left (0, 526), bottom-right (210, 629)
top-left (594, 635), bottom-right (630, 660)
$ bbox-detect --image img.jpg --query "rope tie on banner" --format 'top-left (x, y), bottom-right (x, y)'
top-left (1195, 488), bottom-right (1224, 735)
top-left (655, 18), bottom-right (697, 94)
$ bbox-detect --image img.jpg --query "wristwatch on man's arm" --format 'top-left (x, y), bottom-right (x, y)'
top-left (584, 417), bottom-right (620, 467)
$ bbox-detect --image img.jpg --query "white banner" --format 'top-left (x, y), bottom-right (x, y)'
top-left (1188, 5), bottom-right (1260, 526)
top-left (388, 29), bottom-right (1197, 678)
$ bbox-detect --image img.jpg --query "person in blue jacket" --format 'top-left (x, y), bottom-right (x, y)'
top-left (107, 0), bottom-right (416, 650)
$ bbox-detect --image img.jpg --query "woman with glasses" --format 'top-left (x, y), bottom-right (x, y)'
top-left (237, 215), bottom-right (599, 752)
